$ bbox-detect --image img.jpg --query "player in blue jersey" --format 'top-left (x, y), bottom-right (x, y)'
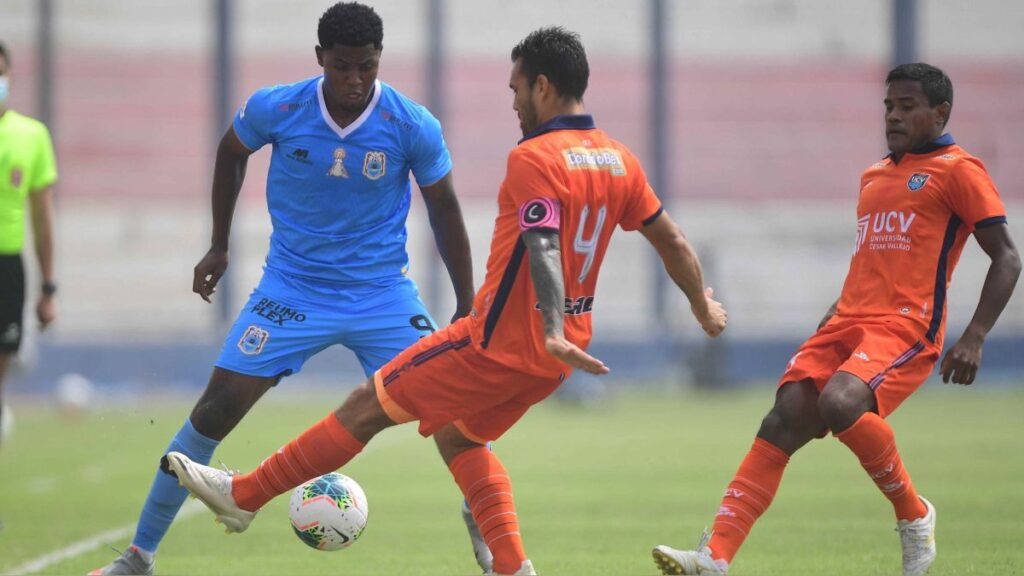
top-left (92, 4), bottom-right (483, 575)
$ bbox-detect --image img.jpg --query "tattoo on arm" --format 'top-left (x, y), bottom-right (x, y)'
top-left (524, 229), bottom-right (564, 338)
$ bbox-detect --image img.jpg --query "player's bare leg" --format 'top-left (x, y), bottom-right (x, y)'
top-left (824, 372), bottom-right (935, 575)
top-left (436, 424), bottom-right (533, 576)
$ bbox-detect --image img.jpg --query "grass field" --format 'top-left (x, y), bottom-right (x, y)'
top-left (1, 384), bottom-right (1022, 575)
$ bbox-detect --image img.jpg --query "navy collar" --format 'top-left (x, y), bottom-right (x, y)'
top-left (519, 114), bottom-right (595, 143)
top-left (888, 133), bottom-right (956, 163)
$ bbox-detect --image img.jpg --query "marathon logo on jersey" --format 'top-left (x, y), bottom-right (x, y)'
top-left (535, 295), bottom-right (595, 316)
top-left (380, 109), bottom-right (413, 131)
top-left (907, 173), bottom-right (930, 192)
top-left (519, 197), bottom-right (561, 231)
top-left (858, 211), bottom-right (917, 252)
top-left (277, 99), bottom-right (314, 113)
top-left (288, 148), bottom-right (312, 165)
top-left (363, 151), bottom-right (387, 180)
top-left (562, 147), bottom-right (626, 176)
top-left (251, 297), bottom-right (307, 326)
top-left (237, 325), bottom-right (269, 356)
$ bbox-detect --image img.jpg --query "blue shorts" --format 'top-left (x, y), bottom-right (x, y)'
top-left (215, 268), bottom-right (437, 380)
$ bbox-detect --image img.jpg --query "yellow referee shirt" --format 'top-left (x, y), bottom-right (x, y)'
top-left (0, 109), bottom-right (57, 254)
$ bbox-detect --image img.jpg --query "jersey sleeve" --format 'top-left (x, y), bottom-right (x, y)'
top-left (29, 124), bottom-right (58, 191)
top-left (945, 157), bottom-right (1007, 230)
top-left (506, 149), bottom-right (563, 232)
top-left (619, 159), bottom-right (663, 231)
top-left (408, 110), bottom-right (453, 187)
top-left (232, 87), bottom-right (276, 151)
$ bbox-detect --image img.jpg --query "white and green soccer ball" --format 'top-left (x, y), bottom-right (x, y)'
top-left (289, 472), bottom-right (369, 551)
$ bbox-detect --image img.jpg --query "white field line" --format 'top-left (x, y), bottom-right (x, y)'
top-left (5, 501), bottom-right (205, 575)
top-left (6, 425), bottom-right (419, 575)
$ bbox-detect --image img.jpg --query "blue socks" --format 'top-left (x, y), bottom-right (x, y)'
top-left (131, 418), bottom-right (219, 554)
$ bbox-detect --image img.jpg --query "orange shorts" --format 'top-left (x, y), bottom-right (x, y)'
top-left (373, 317), bottom-right (568, 442)
top-left (778, 317), bottom-right (940, 417)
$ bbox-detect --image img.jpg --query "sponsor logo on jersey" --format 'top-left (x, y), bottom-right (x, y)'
top-left (380, 109), bottom-right (413, 131)
top-left (362, 151), bottom-right (386, 180)
top-left (858, 211), bottom-right (917, 252)
top-left (250, 297), bottom-right (307, 326)
top-left (328, 147), bottom-right (349, 178)
top-left (854, 351), bottom-right (870, 361)
top-left (562, 147), bottom-right (626, 176)
top-left (938, 154), bottom-right (957, 160)
top-left (534, 295), bottom-right (595, 316)
top-left (237, 325), bottom-right (270, 356)
top-left (907, 172), bottom-right (930, 191)
top-left (10, 168), bottom-right (22, 188)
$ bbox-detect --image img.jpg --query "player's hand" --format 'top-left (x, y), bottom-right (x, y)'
top-left (193, 248), bottom-right (229, 303)
top-left (36, 295), bottom-right (57, 330)
top-left (544, 334), bottom-right (610, 375)
top-left (940, 332), bottom-right (983, 385)
top-left (693, 287), bottom-right (727, 337)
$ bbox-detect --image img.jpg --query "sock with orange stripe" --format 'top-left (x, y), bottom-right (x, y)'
top-left (708, 437), bottom-right (790, 564)
top-left (231, 412), bottom-right (365, 512)
top-left (835, 411), bottom-right (927, 521)
top-left (449, 447), bottom-right (527, 574)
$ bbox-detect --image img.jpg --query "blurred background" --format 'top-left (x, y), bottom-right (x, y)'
top-left (1, 0), bottom-right (1021, 399)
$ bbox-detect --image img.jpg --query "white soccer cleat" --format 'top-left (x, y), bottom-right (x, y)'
top-left (898, 496), bottom-right (936, 576)
top-left (462, 501), bottom-right (494, 573)
top-left (487, 559), bottom-right (536, 575)
top-left (652, 531), bottom-right (729, 575)
top-left (164, 451), bottom-right (256, 534)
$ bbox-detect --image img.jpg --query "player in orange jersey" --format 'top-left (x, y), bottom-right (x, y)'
top-left (653, 63), bottom-right (1020, 576)
top-left (163, 26), bottom-right (726, 575)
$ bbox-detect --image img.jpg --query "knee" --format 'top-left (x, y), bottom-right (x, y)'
top-left (757, 404), bottom-right (823, 454)
top-left (817, 384), bottom-right (873, 433)
top-left (335, 380), bottom-right (393, 442)
top-left (434, 425), bottom-right (485, 466)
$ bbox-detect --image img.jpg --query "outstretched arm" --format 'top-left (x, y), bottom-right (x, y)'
top-left (940, 223), bottom-right (1021, 384)
top-left (193, 126), bottom-right (253, 303)
top-left (420, 172), bottom-right (475, 322)
top-left (639, 211), bottom-right (726, 336)
top-left (523, 229), bottom-right (608, 375)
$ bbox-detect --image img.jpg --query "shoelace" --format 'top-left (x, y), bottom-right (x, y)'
top-left (897, 522), bottom-right (930, 563)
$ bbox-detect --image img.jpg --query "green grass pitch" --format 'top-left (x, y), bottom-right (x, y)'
top-left (1, 384), bottom-right (1022, 575)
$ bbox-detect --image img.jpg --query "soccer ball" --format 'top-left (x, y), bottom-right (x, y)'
top-left (289, 472), bottom-right (369, 551)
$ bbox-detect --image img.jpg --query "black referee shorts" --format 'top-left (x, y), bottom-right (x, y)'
top-left (0, 253), bottom-right (25, 353)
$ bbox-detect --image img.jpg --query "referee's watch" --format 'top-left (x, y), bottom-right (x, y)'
top-left (42, 281), bottom-right (58, 297)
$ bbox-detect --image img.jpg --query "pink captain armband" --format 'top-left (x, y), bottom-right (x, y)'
top-left (518, 197), bottom-right (561, 231)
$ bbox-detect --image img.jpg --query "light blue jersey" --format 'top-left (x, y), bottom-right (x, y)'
top-left (234, 76), bottom-right (452, 284)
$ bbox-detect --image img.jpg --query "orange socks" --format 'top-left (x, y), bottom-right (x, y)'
top-left (708, 438), bottom-right (789, 564)
top-left (836, 412), bottom-right (927, 521)
top-left (449, 447), bottom-right (527, 574)
top-left (232, 412), bottom-right (365, 512)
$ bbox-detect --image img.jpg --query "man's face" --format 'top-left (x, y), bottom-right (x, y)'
top-left (884, 79), bottom-right (947, 156)
top-left (510, 58), bottom-right (539, 137)
top-left (316, 44), bottom-right (380, 113)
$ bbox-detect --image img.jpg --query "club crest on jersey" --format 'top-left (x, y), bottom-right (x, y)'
top-left (328, 148), bottom-right (349, 178)
top-left (237, 325), bottom-right (269, 356)
top-left (363, 151), bottom-right (386, 180)
top-left (907, 173), bottom-right (930, 192)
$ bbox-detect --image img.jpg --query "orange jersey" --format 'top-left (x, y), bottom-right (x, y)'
top-left (469, 115), bottom-right (662, 377)
top-left (838, 135), bottom-right (1007, 348)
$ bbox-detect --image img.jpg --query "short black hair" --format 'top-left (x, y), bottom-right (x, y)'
top-left (886, 63), bottom-right (953, 108)
top-left (0, 42), bottom-right (9, 67)
top-left (511, 27), bottom-right (589, 102)
top-left (317, 2), bottom-right (383, 50)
